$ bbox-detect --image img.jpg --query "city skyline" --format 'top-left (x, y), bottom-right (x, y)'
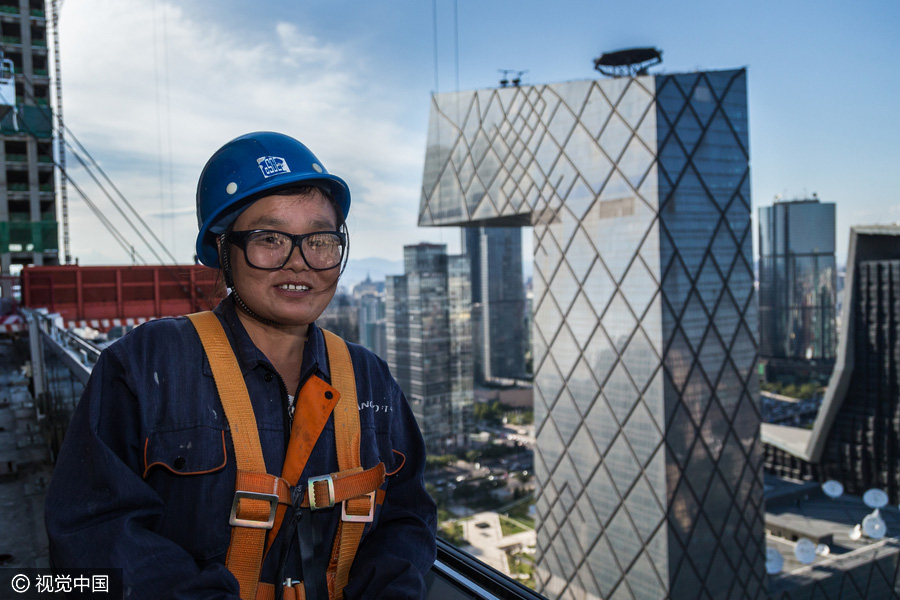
top-left (52, 0), bottom-right (899, 269)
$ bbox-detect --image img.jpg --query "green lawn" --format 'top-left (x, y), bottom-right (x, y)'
top-left (499, 514), bottom-right (531, 537)
top-left (505, 499), bottom-right (536, 530)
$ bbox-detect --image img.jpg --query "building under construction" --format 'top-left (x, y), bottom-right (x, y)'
top-left (0, 0), bottom-right (58, 296)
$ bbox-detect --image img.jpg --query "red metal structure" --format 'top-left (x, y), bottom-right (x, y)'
top-left (21, 265), bottom-right (225, 330)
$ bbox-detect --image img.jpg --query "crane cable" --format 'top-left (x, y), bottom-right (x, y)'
top-left (0, 88), bottom-right (149, 264)
top-left (14, 72), bottom-right (180, 266)
top-left (17, 86), bottom-right (216, 307)
top-left (7, 65), bottom-right (217, 308)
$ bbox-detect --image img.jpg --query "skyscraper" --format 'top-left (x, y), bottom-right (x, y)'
top-left (448, 254), bottom-right (474, 447)
top-left (758, 198), bottom-right (837, 379)
top-left (464, 226), bottom-right (526, 382)
top-left (0, 1), bottom-right (57, 297)
top-left (419, 67), bottom-right (763, 598)
top-left (357, 293), bottom-right (387, 360)
top-left (355, 274), bottom-right (387, 360)
top-left (386, 243), bottom-right (473, 453)
top-left (764, 226), bottom-right (900, 503)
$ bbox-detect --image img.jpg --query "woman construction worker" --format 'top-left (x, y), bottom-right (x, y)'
top-left (45, 132), bottom-right (438, 599)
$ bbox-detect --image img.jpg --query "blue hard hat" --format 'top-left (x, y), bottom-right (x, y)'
top-left (195, 131), bottom-right (351, 268)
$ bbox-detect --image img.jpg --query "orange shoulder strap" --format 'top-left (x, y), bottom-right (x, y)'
top-left (322, 329), bottom-right (369, 600)
top-left (188, 311), bottom-right (284, 600)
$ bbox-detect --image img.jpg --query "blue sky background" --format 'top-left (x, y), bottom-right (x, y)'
top-left (57, 0), bottom-right (899, 273)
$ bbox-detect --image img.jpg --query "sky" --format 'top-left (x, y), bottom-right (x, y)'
top-left (56, 0), bottom-right (900, 272)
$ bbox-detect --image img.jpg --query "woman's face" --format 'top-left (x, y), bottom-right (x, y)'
top-left (228, 189), bottom-right (341, 328)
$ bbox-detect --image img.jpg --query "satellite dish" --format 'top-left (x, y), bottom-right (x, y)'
top-left (815, 543), bottom-right (830, 557)
top-left (593, 47), bottom-right (663, 77)
top-left (863, 488), bottom-right (888, 509)
top-left (794, 538), bottom-right (816, 564)
top-left (765, 547), bottom-right (784, 574)
top-left (849, 524), bottom-right (863, 541)
top-left (863, 509), bottom-right (887, 539)
top-left (822, 480), bottom-right (844, 499)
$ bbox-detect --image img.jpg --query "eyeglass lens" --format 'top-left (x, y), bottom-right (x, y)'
top-left (245, 231), bottom-right (343, 269)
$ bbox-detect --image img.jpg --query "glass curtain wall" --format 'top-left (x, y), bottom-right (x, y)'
top-left (419, 69), bottom-right (764, 599)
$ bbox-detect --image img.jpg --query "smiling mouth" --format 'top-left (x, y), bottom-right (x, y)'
top-left (278, 283), bottom-right (310, 291)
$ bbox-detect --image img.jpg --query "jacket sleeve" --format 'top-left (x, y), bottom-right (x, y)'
top-left (44, 347), bottom-right (241, 600)
top-left (342, 378), bottom-right (438, 600)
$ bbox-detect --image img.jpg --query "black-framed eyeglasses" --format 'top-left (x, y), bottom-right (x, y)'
top-left (228, 229), bottom-right (346, 271)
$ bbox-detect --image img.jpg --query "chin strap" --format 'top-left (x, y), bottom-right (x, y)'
top-left (231, 290), bottom-right (285, 328)
top-left (220, 233), bottom-right (285, 328)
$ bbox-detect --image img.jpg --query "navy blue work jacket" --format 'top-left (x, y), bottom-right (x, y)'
top-left (45, 297), bottom-right (437, 599)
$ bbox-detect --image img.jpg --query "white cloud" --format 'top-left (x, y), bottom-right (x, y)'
top-left (59, 0), bottom-right (437, 265)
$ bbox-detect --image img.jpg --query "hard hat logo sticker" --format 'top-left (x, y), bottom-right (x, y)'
top-left (257, 156), bottom-right (291, 178)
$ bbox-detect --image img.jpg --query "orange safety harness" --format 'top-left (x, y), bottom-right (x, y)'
top-left (188, 312), bottom-right (387, 600)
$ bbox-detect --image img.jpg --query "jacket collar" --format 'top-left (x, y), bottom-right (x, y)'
top-left (212, 295), bottom-right (329, 381)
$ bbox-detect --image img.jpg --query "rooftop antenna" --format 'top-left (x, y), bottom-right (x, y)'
top-left (593, 47), bottom-right (662, 78)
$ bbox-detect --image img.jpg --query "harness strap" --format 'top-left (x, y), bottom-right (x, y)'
top-left (189, 313), bottom-right (381, 600)
top-left (302, 464), bottom-right (385, 510)
top-left (265, 375), bottom-right (341, 556)
top-left (321, 329), bottom-right (369, 600)
top-left (188, 311), bottom-right (269, 600)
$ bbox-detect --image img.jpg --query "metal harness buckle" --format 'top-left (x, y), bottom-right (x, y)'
top-left (341, 491), bottom-right (376, 523)
top-left (229, 491), bottom-right (278, 529)
top-left (307, 474), bottom-right (336, 510)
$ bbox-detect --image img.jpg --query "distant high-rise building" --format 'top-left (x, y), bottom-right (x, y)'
top-left (358, 293), bottom-right (387, 360)
top-left (419, 67), bottom-right (763, 598)
top-left (758, 198), bottom-right (837, 378)
top-left (317, 292), bottom-right (358, 344)
top-left (464, 226), bottom-right (526, 382)
top-left (0, 1), bottom-right (58, 298)
top-left (447, 254), bottom-right (474, 447)
top-left (351, 272), bottom-right (382, 300)
top-left (764, 226), bottom-right (900, 504)
top-left (386, 243), bottom-right (473, 453)
top-left (354, 274), bottom-right (387, 359)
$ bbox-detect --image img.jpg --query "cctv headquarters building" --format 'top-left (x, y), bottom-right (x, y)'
top-left (419, 64), bottom-right (764, 599)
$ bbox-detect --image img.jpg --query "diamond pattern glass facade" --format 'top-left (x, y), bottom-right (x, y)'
top-left (419, 69), bottom-right (764, 599)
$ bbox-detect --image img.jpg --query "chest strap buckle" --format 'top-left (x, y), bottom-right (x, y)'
top-left (229, 491), bottom-right (278, 529)
top-left (341, 491), bottom-right (375, 523)
top-left (307, 474), bottom-right (336, 510)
